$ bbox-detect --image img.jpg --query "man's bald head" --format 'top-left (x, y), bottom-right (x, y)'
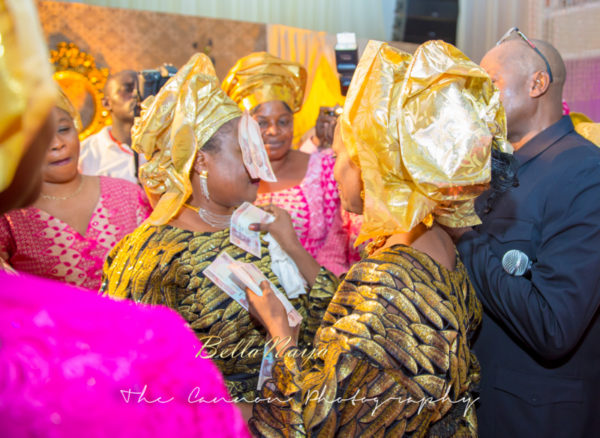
top-left (532, 39), bottom-right (566, 86)
top-left (104, 70), bottom-right (137, 95)
top-left (481, 37), bottom-right (565, 145)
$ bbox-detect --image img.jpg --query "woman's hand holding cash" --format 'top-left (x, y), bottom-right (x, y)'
top-left (248, 205), bottom-right (298, 251)
top-left (245, 281), bottom-right (299, 355)
top-left (249, 205), bottom-right (322, 287)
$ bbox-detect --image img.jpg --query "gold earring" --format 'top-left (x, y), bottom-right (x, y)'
top-left (200, 170), bottom-right (210, 200)
top-left (360, 190), bottom-right (365, 200)
top-left (422, 213), bottom-right (434, 228)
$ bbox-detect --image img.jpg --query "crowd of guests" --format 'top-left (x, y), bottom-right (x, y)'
top-left (2, 1), bottom-right (600, 437)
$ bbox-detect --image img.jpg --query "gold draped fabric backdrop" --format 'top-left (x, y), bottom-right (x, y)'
top-left (267, 24), bottom-right (344, 145)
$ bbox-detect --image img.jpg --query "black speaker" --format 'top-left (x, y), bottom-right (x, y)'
top-left (335, 49), bottom-right (358, 96)
top-left (394, 0), bottom-right (458, 45)
top-left (335, 33), bottom-right (359, 96)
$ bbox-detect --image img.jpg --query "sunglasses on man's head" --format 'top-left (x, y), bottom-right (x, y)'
top-left (496, 27), bottom-right (554, 83)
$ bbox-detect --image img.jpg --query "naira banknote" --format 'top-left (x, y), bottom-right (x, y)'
top-left (203, 251), bottom-right (250, 310)
top-left (238, 111), bottom-right (277, 182)
top-left (230, 202), bottom-right (274, 258)
top-left (229, 261), bottom-right (302, 328)
top-left (257, 346), bottom-right (276, 390)
top-left (204, 251), bottom-right (302, 327)
top-left (204, 251), bottom-right (303, 390)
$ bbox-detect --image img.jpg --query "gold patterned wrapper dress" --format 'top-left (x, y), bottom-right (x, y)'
top-left (250, 245), bottom-right (481, 437)
top-left (100, 224), bottom-right (338, 400)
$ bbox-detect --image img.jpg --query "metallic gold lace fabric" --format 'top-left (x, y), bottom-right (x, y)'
top-left (340, 40), bottom-right (511, 244)
top-left (250, 245), bottom-right (481, 437)
top-left (100, 224), bottom-right (337, 400)
top-left (0, 0), bottom-right (56, 191)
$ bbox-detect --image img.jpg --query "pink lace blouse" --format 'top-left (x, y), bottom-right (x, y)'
top-left (0, 176), bottom-right (151, 290)
top-left (255, 152), bottom-right (355, 275)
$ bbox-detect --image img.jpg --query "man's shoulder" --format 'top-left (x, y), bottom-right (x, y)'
top-left (534, 129), bottom-right (600, 180)
top-left (554, 129), bottom-right (599, 159)
top-left (81, 127), bottom-right (111, 149)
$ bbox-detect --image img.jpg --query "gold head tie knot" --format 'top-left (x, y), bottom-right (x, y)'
top-left (55, 87), bottom-right (83, 132)
top-left (222, 52), bottom-right (307, 113)
top-left (132, 52), bottom-right (241, 225)
top-left (340, 40), bottom-right (512, 244)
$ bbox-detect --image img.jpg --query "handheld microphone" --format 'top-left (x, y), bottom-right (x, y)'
top-left (502, 249), bottom-right (532, 276)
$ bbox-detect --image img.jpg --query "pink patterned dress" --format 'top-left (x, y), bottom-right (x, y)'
top-left (255, 152), bottom-right (356, 276)
top-left (342, 210), bottom-right (365, 265)
top-left (0, 176), bottom-right (151, 290)
top-left (0, 271), bottom-right (250, 438)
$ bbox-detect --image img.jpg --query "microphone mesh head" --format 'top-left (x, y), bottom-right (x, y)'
top-left (502, 249), bottom-right (529, 276)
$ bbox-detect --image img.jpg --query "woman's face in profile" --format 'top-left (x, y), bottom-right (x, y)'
top-left (42, 107), bottom-right (80, 184)
top-left (252, 100), bottom-right (294, 162)
top-left (201, 117), bottom-right (260, 208)
top-left (332, 124), bottom-right (363, 215)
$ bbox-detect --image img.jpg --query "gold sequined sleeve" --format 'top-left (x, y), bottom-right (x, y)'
top-left (100, 225), bottom-right (339, 400)
top-left (291, 267), bottom-right (339, 346)
top-left (250, 246), bottom-right (481, 437)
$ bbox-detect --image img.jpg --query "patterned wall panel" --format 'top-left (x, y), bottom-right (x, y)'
top-left (37, 0), bottom-right (267, 80)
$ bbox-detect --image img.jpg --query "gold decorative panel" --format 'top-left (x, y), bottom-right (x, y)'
top-left (37, 1), bottom-right (267, 81)
top-left (51, 42), bottom-right (110, 140)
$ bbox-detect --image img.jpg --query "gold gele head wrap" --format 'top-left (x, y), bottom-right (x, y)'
top-left (341, 40), bottom-right (512, 245)
top-left (221, 52), bottom-right (307, 113)
top-left (55, 86), bottom-right (83, 133)
top-left (132, 52), bottom-right (242, 225)
top-left (0, 0), bottom-right (57, 191)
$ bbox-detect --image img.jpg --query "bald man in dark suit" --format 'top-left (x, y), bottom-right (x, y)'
top-left (451, 33), bottom-right (600, 437)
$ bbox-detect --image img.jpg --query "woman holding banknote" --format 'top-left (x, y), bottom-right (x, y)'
top-left (100, 53), bottom-right (338, 406)
top-left (246, 40), bottom-right (518, 437)
top-left (222, 53), bottom-right (357, 276)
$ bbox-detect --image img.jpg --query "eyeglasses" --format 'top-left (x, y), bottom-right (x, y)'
top-left (496, 27), bottom-right (553, 83)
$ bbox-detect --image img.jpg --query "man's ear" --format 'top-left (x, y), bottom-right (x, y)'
top-left (530, 71), bottom-right (551, 98)
top-left (102, 96), bottom-right (111, 110)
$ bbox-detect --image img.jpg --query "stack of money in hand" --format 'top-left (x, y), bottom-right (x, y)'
top-left (203, 251), bottom-right (302, 327)
top-left (230, 202), bottom-right (274, 258)
top-left (203, 251), bottom-right (303, 390)
top-left (238, 111), bottom-right (276, 182)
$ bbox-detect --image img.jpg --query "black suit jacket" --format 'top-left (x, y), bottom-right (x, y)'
top-left (457, 116), bottom-right (600, 438)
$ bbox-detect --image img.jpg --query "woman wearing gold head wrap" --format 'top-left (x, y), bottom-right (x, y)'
top-left (0, 88), bottom-right (152, 290)
top-left (0, 1), bottom-right (250, 436)
top-left (222, 52), bottom-right (355, 276)
top-left (101, 53), bottom-right (338, 404)
top-left (246, 40), bottom-right (518, 437)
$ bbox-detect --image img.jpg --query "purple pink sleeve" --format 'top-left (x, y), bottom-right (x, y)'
top-left (314, 154), bottom-right (352, 276)
top-left (315, 205), bottom-right (352, 276)
top-left (0, 215), bottom-right (15, 263)
top-left (134, 183), bottom-right (152, 225)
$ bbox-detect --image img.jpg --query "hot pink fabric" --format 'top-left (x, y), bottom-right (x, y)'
top-left (0, 271), bottom-right (250, 438)
top-left (0, 176), bottom-right (151, 290)
top-left (341, 210), bottom-right (364, 265)
top-left (255, 152), bottom-right (356, 275)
